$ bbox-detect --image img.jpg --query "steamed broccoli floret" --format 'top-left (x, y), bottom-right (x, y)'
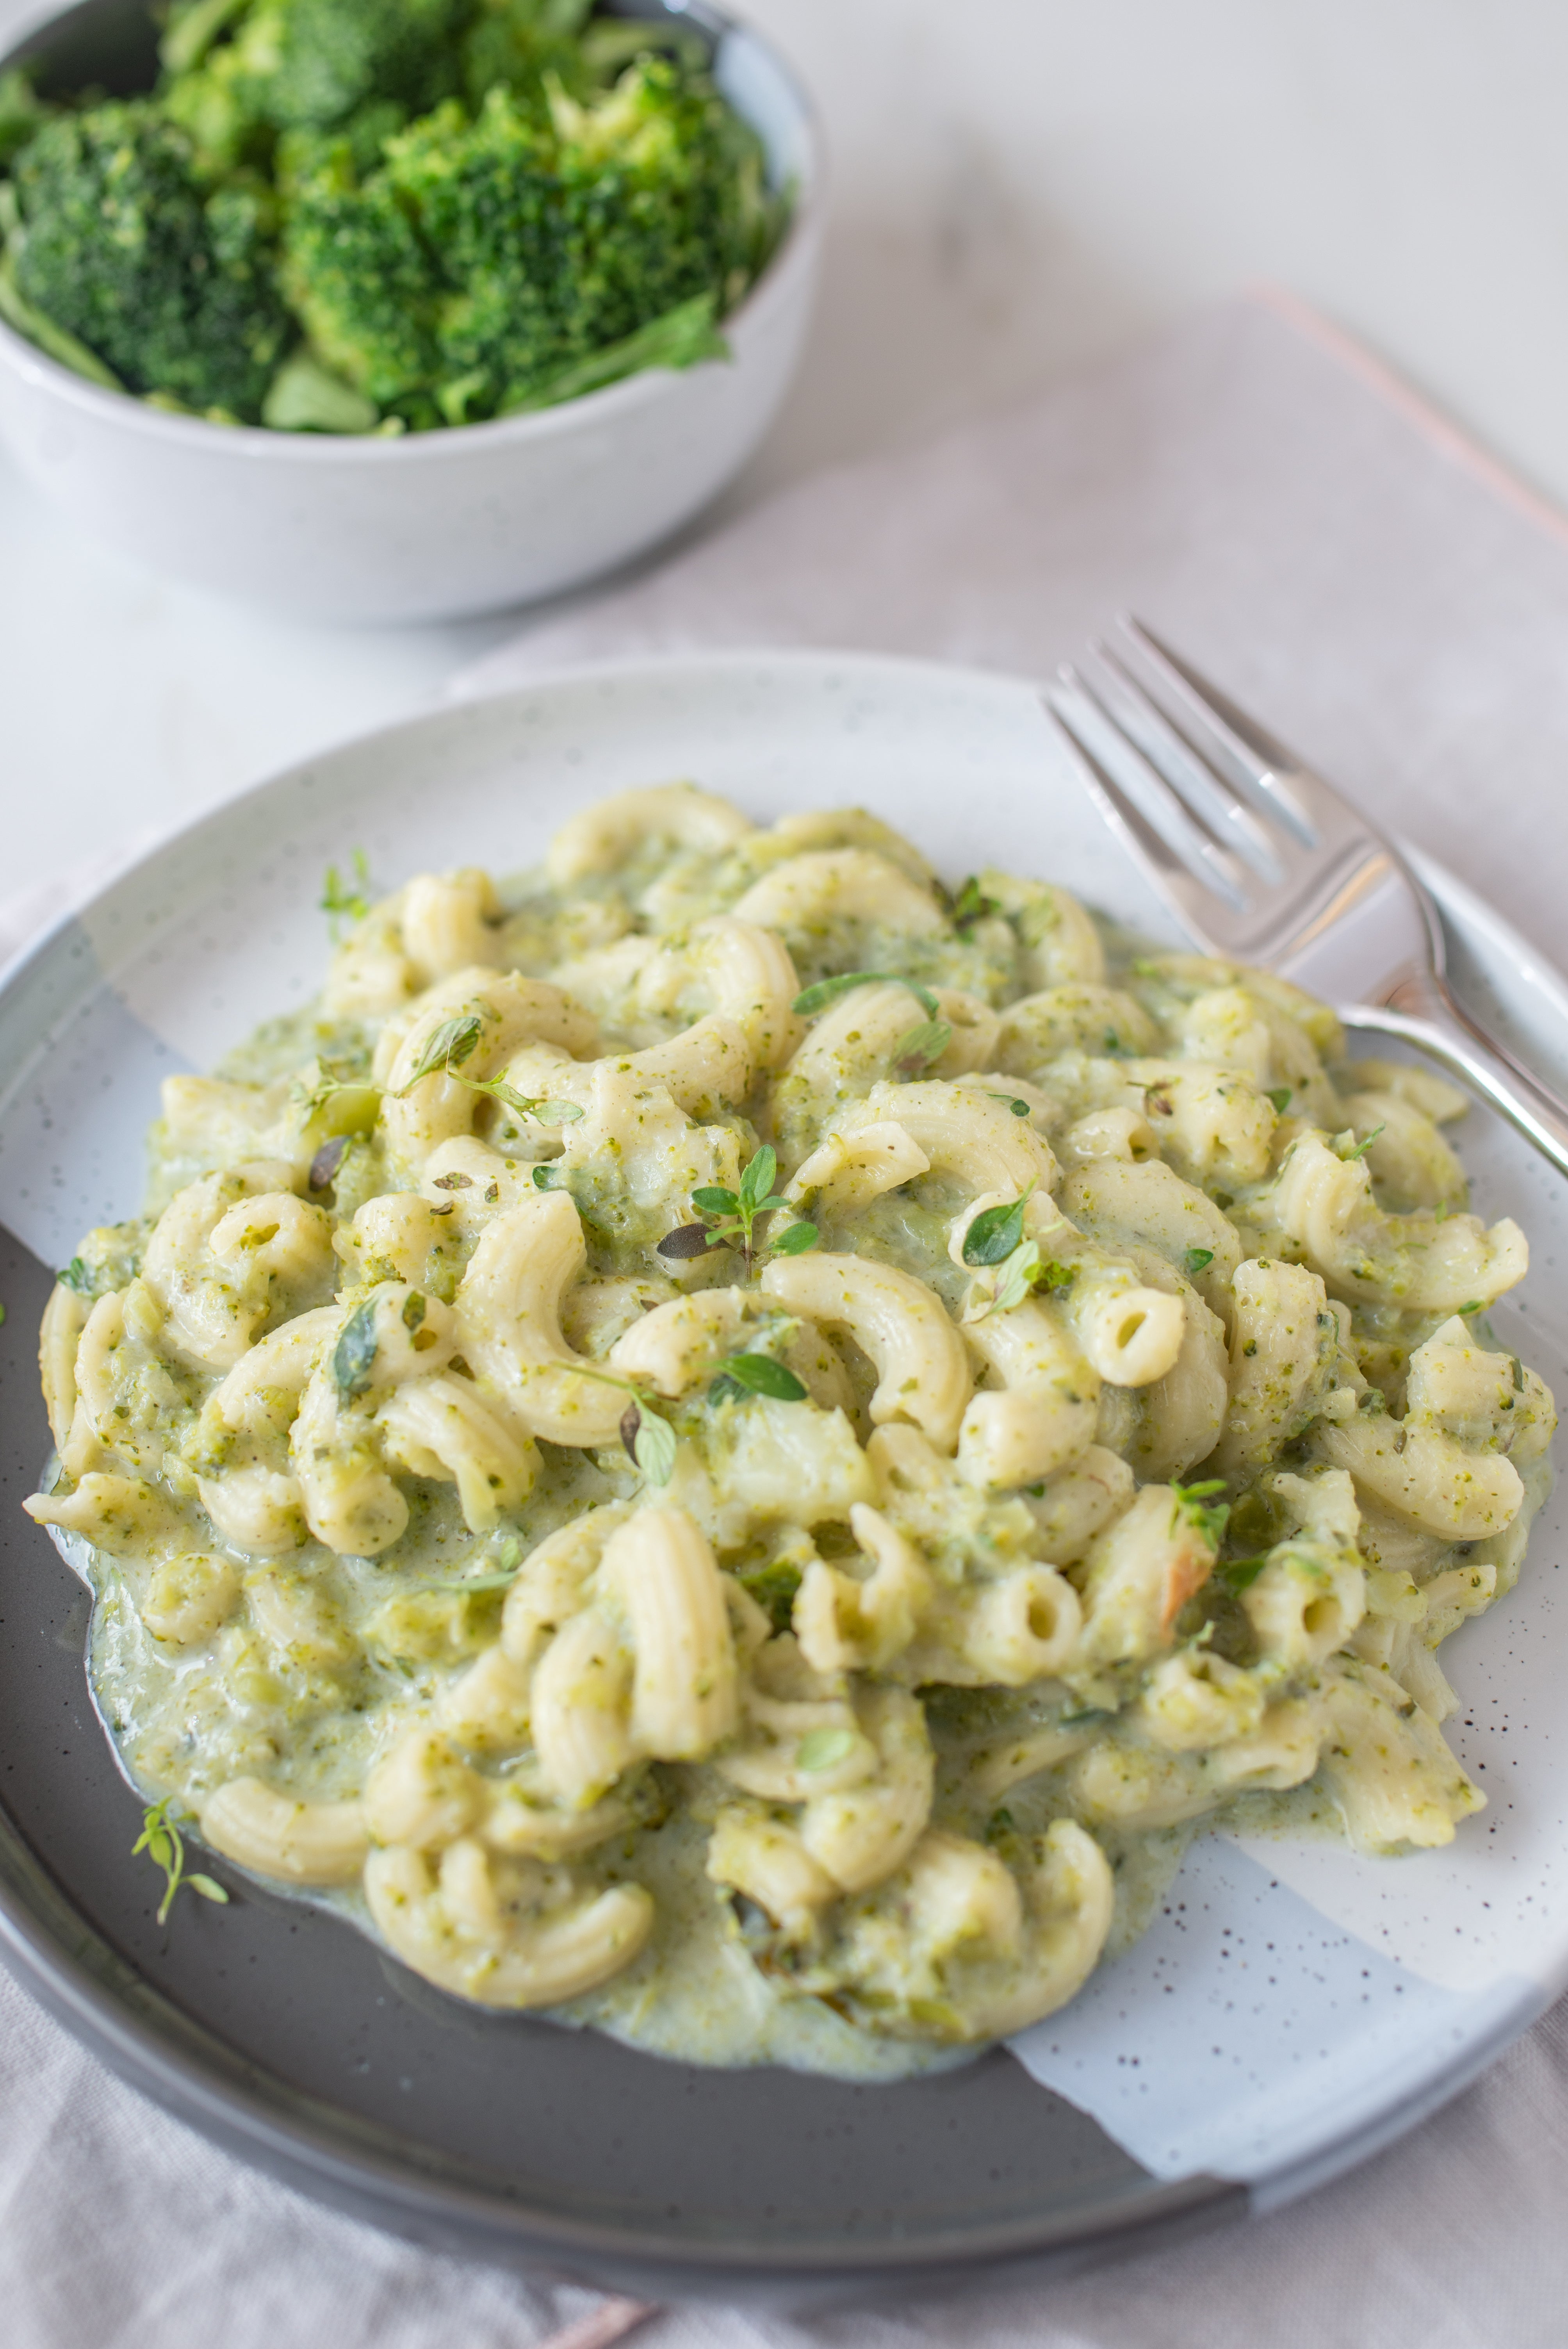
top-left (0, 68), bottom-right (51, 166)
top-left (459, 0), bottom-right (594, 112)
top-left (544, 56), bottom-right (770, 349)
top-left (276, 128), bottom-right (440, 405)
top-left (162, 0), bottom-right (475, 175)
top-left (282, 55), bottom-right (772, 424)
top-left (8, 102), bottom-right (291, 418)
top-left (0, 3), bottom-right (788, 433)
top-left (226, 0), bottom-right (473, 128)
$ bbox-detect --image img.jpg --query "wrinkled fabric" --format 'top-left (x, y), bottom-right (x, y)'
top-left (9, 290), bottom-right (1568, 2347)
top-left (464, 292), bottom-right (1568, 978)
top-left (3, 1950), bottom-right (1568, 2347)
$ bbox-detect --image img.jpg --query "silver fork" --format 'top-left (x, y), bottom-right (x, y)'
top-left (1045, 617), bottom-right (1568, 1183)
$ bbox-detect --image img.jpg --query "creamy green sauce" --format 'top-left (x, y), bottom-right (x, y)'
top-left (30, 798), bottom-right (1553, 2076)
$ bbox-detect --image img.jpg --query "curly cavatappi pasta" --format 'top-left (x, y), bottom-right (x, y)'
top-left (26, 785), bottom-right (1556, 2076)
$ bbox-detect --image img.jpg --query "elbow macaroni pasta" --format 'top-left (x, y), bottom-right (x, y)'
top-left (24, 784), bottom-right (1556, 2080)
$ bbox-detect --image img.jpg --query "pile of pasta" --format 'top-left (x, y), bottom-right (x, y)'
top-left (27, 785), bottom-right (1556, 2055)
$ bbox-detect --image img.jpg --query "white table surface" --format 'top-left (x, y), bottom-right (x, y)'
top-left (5, 0), bottom-right (1568, 901)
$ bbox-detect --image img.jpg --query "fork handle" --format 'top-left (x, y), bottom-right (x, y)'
top-left (1339, 1001), bottom-right (1568, 1184)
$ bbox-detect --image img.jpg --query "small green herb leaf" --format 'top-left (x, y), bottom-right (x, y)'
top-left (892, 1018), bottom-right (952, 1076)
top-left (791, 971), bottom-right (941, 1020)
top-left (479, 1077), bottom-right (575, 1123)
top-left (797, 1726), bottom-right (857, 1772)
top-left (619, 1401), bottom-right (676, 1488)
top-left (989, 1242), bottom-right (1041, 1316)
top-left (57, 1256), bottom-right (93, 1296)
top-left (1182, 1247), bottom-right (1215, 1277)
top-left (657, 1221), bottom-right (721, 1260)
top-left (309, 1134), bottom-right (352, 1191)
top-left (739, 1146), bottom-right (778, 1214)
top-left (331, 1301), bottom-right (379, 1400)
top-left (402, 1013), bottom-right (485, 1090)
top-left (691, 1185), bottom-right (739, 1216)
top-left (963, 1185), bottom-right (1033, 1267)
top-left (950, 876), bottom-right (1000, 932)
top-left (1266, 1087), bottom-right (1293, 1114)
top-left (1173, 1477), bottom-right (1229, 1546)
top-left (770, 1220), bottom-right (819, 1255)
top-left (1334, 1123), bottom-right (1385, 1163)
top-left (633, 1411), bottom-right (676, 1485)
top-left (730, 1353), bottom-right (809, 1401)
top-left (186, 1874), bottom-right (230, 1904)
top-left (711, 1352), bottom-right (808, 1402)
top-left (987, 1092), bottom-right (1033, 1116)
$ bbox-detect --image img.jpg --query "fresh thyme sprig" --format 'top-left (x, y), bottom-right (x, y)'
top-left (657, 1145), bottom-right (816, 1273)
top-left (134, 1797), bottom-right (229, 1927)
top-left (321, 848), bottom-right (371, 941)
top-left (398, 1012), bottom-right (584, 1128)
top-left (788, 973), bottom-right (951, 1082)
top-left (566, 1363), bottom-right (679, 1486)
top-left (964, 1240), bottom-right (1075, 1321)
top-left (791, 972), bottom-right (941, 1020)
top-left (292, 1058), bottom-right (377, 1124)
top-left (959, 1183), bottom-right (1076, 1320)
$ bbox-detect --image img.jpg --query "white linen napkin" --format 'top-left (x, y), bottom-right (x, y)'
top-left (7, 289), bottom-right (1568, 2349)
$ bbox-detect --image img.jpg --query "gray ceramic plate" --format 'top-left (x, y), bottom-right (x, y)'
top-left (2, 653), bottom-right (1564, 2305)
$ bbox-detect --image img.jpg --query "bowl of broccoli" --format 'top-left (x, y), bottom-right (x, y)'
top-left (0, 0), bottom-right (819, 620)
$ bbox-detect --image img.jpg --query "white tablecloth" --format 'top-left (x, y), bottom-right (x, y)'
top-left (7, 291), bottom-right (1568, 2349)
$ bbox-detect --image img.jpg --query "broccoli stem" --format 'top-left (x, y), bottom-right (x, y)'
top-left (499, 291), bottom-right (730, 415)
top-left (0, 253), bottom-right (126, 391)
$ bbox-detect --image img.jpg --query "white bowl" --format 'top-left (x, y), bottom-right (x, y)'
top-left (0, 0), bottom-right (821, 622)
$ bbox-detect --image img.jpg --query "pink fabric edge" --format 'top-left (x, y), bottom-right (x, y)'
top-left (1249, 281), bottom-right (1568, 554)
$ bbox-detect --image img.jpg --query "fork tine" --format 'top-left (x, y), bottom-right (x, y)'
top-left (1044, 683), bottom-right (1247, 924)
top-left (1077, 645), bottom-right (1286, 882)
top-left (1055, 667), bottom-right (1250, 900)
top-left (1115, 616), bottom-right (1317, 846)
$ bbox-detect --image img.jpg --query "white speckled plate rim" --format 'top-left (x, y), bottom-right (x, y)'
top-left (1, 648), bottom-right (1563, 2208)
